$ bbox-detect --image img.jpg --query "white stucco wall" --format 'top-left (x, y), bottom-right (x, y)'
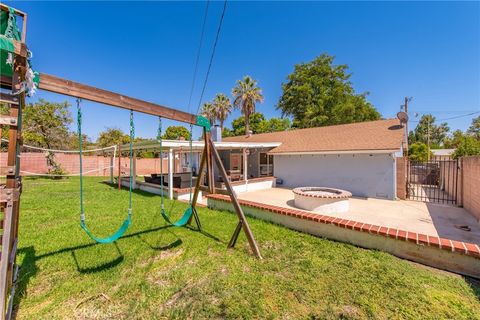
top-left (231, 179), bottom-right (276, 194)
top-left (274, 153), bottom-right (396, 199)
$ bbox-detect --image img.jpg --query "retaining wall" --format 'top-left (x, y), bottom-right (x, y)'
top-left (207, 194), bottom-right (480, 279)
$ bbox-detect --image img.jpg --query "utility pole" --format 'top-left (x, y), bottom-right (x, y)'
top-left (427, 122), bottom-right (431, 161)
top-left (401, 97), bottom-right (412, 156)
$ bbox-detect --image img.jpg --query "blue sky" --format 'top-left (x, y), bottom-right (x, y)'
top-left (7, 1), bottom-right (480, 140)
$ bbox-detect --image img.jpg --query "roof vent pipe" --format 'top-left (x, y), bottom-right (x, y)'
top-left (211, 125), bottom-right (222, 142)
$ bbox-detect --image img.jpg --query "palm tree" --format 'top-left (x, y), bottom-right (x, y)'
top-left (200, 102), bottom-right (216, 126)
top-left (212, 93), bottom-right (232, 132)
top-left (232, 76), bottom-right (264, 135)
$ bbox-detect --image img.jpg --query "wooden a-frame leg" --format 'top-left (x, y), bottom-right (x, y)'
top-left (204, 131), bottom-right (215, 194)
top-left (228, 221), bottom-right (242, 248)
top-left (191, 207), bottom-right (202, 230)
top-left (188, 147), bottom-right (207, 229)
top-left (208, 137), bottom-right (262, 259)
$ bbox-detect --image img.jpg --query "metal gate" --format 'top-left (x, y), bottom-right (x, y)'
top-left (407, 158), bottom-right (459, 204)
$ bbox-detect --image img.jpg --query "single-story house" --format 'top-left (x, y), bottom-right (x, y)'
top-left (431, 149), bottom-right (455, 158)
top-left (221, 119), bottom-right (406, 200)
top-left (120, 119), bottom-right (405, 201)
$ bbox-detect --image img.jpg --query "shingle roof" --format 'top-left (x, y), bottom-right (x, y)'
top-left (222, 119), bottom-right (405, 154)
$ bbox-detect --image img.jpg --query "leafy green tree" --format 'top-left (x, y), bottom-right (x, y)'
top-left (257, 117), bottom-right (291, 134)
top-left (409, 142), bottom-right (432, 162)
top-left (223, 112), bottom-right (291, 137)
top-left (212, 93), bottom-right (232, 132)
top-left (132, 138), bottom-right (157, 158)
top-left (232, 76), bottom-right (264, 135)
top-left (444, 130), bottom-right (465, 149)
top-left (5, 99), bottom-right (75, 175)
top-left (0, 103), bottom-right (10, 142)
top-left (222, 127), bottom-right (234, 138)
top-left (277, 53), bottom-right (380, 128)
top-left (97, 127), bottom-right (130, 148)
top-left (67, 133), bottom-right (91, 150)
top-left (162, 126), bottom-right (191, 140)
top-left (228, 112), bottom-right (266, 136)
top-left (22, 99), bottom-right (73, 149)
top-left (452, 136), bottom-right (480, 159)
top-left (200, 102), bottom-right (216, 126)
top-left (466, 116), bottom-right (480, 140)
top-left (410, 114), bottom-right (450, 146)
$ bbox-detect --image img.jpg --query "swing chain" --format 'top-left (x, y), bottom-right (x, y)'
top-left (188, 123), bottom-right (194, 204)
top-left (76, 98), bottom-right (85, 222)
top-left (76, 101), bottom-right (133, 243)
top-left (128, 110), bottom-right (135, 217)
top-left (158, 117), bottom-right (165, 210)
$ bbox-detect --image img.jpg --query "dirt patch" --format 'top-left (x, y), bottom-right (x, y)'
top-left (146, 272), bottom-right (171, 288)
top-left (207, 247), bottom-right (222, 258)
top-left (20, 298), bottom-right (54, 317)
top-left (72, 293), bottom-right (129, 320)
top-left (219, 266), bottom-right (228, 276)
top-left (262, 240), bottom-right (283, 251)
top-left (337, 305), bottom-right (361, 319)
top-left (160, 277), bottom-right (209, 313)
top-left (27, 279), bottom-right (53, 298)
top-left (27, 271), bottom-right (69, 298)
top-left (139, 249), bottom-right (184, 268)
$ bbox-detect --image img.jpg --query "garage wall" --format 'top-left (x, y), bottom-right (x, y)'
top-left (274, 153), bottom-right (396, 199)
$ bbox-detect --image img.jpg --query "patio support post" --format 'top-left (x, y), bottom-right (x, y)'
top-left (168, 148), bottom-right (174, 200)
top-left (243, 148), bottom-right (248, 191)
top-left (191, 148), bottom-right (206, 208)
top-left (109, 155), bottom-right (114, 184)
top-left (132, 151), bottom-right (137, 190)
top-left (118, 144), bottom-right (122, 190)
top-left (392, 154), bottom-right (397, 200)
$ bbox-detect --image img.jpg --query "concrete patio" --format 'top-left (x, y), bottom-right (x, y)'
top-left (236, 187), bottom-right (480, 245)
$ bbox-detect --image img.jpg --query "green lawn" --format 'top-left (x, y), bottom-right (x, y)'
top-left (14, 177), bottom-right (480, 319)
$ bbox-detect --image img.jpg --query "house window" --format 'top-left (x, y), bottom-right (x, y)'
top-left (259, 153), bottom-right (273, 176)
top-left (230, 153), bottom-right (243, 172)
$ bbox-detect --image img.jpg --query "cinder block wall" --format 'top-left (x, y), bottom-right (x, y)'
top-left (439, 160), bottom-right (462, 206)
top-left (396, 157), bottom-right (407, 199)
top-left (0, 152), bottom-right (169, 176)
top-left (462, 156), bottom-right (480, 222)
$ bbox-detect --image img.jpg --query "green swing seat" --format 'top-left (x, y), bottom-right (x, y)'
top-left (80, 215), bottom-right (132, 244)
top-left (157, 117), bottom-right (195, 228)
top-left (161, 206), bottom-right (193, 227)
top-left (77, 101), bottom-right (134, 244)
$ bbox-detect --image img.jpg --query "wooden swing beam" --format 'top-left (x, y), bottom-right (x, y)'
top-left (38, 74), bottom-right (198, 124)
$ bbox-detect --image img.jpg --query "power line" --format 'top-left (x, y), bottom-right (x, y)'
top-left (186, 0), bottom-right (210, 115)
top-left (196, 0), bottom-right (228, 115)
top-left (410, 111), bottom-right (480, 122)
top-left (438, 111), bottom-right (480, 121)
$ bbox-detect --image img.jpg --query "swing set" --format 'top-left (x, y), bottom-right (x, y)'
top-left (0, 4), bottom-right (261, 319)
top-left (77, 99), bottom-right (198, 243)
